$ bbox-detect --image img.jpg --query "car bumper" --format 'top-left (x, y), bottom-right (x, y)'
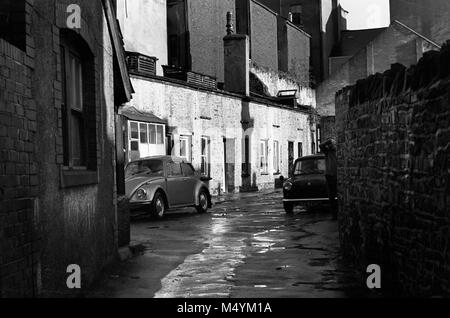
top-left (129, 201), bottom-right (152, 210)
top-left (283, 198), bottom-right (331, 203)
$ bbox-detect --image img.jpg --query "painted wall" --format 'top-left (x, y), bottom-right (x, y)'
top-left (126, 75), bottom-right (313, 194)
top-left (117, 0), bottom-right (168, 75)
top-left (250, 63), bottom-right (316, 107)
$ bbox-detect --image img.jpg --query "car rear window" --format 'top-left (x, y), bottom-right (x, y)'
top-left (294, 158), bottom-right (326, 175)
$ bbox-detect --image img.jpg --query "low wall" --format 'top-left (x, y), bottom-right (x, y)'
top-left (336, 43), bottom-right (450, 296)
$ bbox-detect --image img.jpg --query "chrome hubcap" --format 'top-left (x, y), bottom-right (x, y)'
top-left (200, 193), bottom-right (208, 210)
top-left (156, 198), bottom-right (164, 216)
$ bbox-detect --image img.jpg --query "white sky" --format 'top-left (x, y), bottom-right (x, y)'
top-left (340, 0), bottom-right (391, 30)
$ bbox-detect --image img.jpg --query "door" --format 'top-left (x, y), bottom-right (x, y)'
top-left (166, 162), bottom-right (187, 206)
top-left (288, 142), bottom-right (294, 178)
top-left (181, 162), bottom-right (197, 204)
top-left (223, 138), bottom-right (236, 193)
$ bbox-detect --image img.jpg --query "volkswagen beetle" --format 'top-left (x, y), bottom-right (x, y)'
top-left (125, 156), bottom-right (212, 218)
top-left (282, 154), bottom-right (330, 213)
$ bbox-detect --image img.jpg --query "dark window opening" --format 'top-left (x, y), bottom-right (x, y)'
top-left (167, 0), bottom-right (189, 69)
top-left (0, 0), bottom-right (26, 50)
top-left (298, 142), bottom-right (303, 158)
top-left (289, 5), bottom-right (303, 27)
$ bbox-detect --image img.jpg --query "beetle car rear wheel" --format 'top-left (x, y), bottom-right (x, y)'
top-left (283, 202), bottom-right (294, 214)
top-left (151, 192), bottom-right (166, 219)
top-left (196, 190), bottom-right (209, 214)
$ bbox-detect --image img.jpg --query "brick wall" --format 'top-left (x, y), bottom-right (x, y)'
top-left (277, 17), bottom-right (311, 86)
top-left (188, 0), bottom-right (235, 83)
top-left (1, 0), bottom-right (121, 297)
top-left (336, 43), bottom-right (450, 296)
top-left (0, 36), bottom-right (39, 297)
top-left (250, 0), bottom-right (278, 72)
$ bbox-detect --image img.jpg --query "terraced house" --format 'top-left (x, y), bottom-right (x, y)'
top-left (116, 0), bottom-right (318, 195)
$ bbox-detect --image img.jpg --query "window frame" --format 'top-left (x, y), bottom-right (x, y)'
top-left (260, 140), bottom-right (269, 175)
top-left (273, 140), bottom-right (280, 174)
top-left (200, 136), bottom-right (211, 177)
top-left (59, 30), bottom-right (98, 188)
top-left (180, 135), bottom-right (191, 162)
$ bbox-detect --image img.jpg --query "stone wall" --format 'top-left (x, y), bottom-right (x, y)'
top-left (336, 43), bottom-right (450, 296)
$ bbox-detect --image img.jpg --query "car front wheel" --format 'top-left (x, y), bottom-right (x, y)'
top-left (196, 190), bottom-right (209, 214)
top-left (283, 202), bottom-right (294, 214)
top-left (151, 192), bottom-right (166, 219)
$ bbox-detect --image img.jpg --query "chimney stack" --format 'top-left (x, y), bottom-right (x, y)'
top-left (223, 12), bottom-right (250, 96)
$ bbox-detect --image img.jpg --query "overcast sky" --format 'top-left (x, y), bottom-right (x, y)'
top-left (340, 0), bottom-right (391, 30)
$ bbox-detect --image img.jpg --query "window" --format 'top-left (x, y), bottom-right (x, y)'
top-left (260, 140), bottom-right (268, 174)
top-left (294, 158), bottom-right (326, 176)
top-left (130, 122), bottom-right (139, 151)
top-left (140, 123), bottom-right (148, 144)
top-left (298, 142), bottom-right (303, 158)
top-left (317, 126), bottom-right (322, 153)
top-left (290, 5), bottom-right (303, 26)
top-left (61, 32), bottom-right (96, 171)
top-left (60, 30), bottom-right (97, 187)
top-left (0, 1), bottom-right (26, 50)
top-left (201, 137), bottom-right (210, 176)
top-left (149, 124), bottom-right (156, 144)
top-left (157, 126), bottom-right (164, 144)
top-left (180, 136), bottom-right (191, 162)
top-left (62, 49), bottom-right (86, 167)
top-left (273, 140), bottom-right (280, 174)
top-left (181, 163), bottom-right (195, 177)
top-left (125, 160), bottom-right (164, 178)
top-left (168, 162), bottom-right (182, 176)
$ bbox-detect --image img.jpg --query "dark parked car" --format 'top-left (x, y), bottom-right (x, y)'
top-left (282, 154), bottom-right (330, 213)
top-left (125, 156), bottom-right (212, 218)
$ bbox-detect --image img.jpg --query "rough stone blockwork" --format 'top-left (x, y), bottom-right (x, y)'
top-left (336, 41), bottom-right (450, 297)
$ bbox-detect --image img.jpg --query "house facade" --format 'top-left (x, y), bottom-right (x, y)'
top-left (0, 0), bottom-right (131, 297)
top-left (116, 0), bottom-right (317, 194)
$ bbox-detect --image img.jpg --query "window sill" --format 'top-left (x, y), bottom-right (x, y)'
top-left (273, 172), bottom-right (281, 176)
top-left (60, 168), bottom-right (99, 188)
top-left (261, 173), bottom-right (269, 176)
